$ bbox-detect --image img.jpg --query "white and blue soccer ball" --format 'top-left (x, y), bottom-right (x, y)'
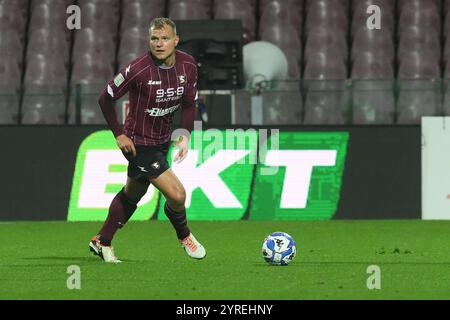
top-left (261, 232), bottom-right (297, 266)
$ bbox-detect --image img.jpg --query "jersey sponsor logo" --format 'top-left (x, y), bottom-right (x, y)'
top-left (144, 104), bottom-right (180, 117)
top-left (148, 80), bottom-right (162, 85)
top-left (155, 87), bottom-right (184, 103)
top-left (114, 73), bottom-right (125, 87)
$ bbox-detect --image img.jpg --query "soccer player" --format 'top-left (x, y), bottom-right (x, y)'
top-left (89, 17), bottom-right (206, 263)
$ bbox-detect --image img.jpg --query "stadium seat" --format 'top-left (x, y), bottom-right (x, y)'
top-left (352, 0), bottom-right (394, 14)
top-left (351, 4), bottom-right (394, 37)
top-left (304, 26), bottom-right (347, 65)
top-left (305, 0), bottom-right (348, 36)
top-left (398, 0), bottom-right (440, 12)
top-left (121, 1), bottom-right (166, 34)
top-left (351, 28), bottom-right (394, 63)
top-left (397, 88), bottom-right (440, 124)
top-left (443, 10), bottom-right (450, 41)
top-left (352, 87), bottom-right (395, 124)
top-left (351, 49), bottom-right (395, 124)
top-left (71, 53), bottom-right (114, 85)
top-left (398, 51), bottom-right (441, 80)
top-left (213, 0), bottom-right (256, 42)
top-left (31, 0), bottom-right (73, 8)
top-left (79, 2), bottom-right (118, 32)
top-left (397, 48), bottom-right (441, 124)
top-left (29, 3), bottom-right (69, 31)
top-left (73, 27), bottom-right (116, 64)
top-left (259, 25), bottom-right (301, 79)
top-left (0, 1), bottom-right (27, 34)
top-left (0, 30), bottom-right (23, 67)
top-left (118, 27), bottom-right (149, 67)
top-left (397, 26), bottom-right (441, 63)
top-left (259, 0), bottom-right (302, 27)
top-left (351, 52), bottom-right (393, 79)
top-left (169, 0), bottom-right (211, 20)
top-left (303, 89), bottom-right (349, 124)
top-left (27, 29), bottom-right (70, 68)
top-left (398, 3), bottom-right (440, 38)
top-left (261, 91), bottom-right (303, 125)
top-left (304, 50), bottom-right (347, 80)
top-left (24, 54), bottom-right (68, 93)
top-left (0, 58), bottom-right (21, 94)
top-left (77, 0), bottom-right (119, 16)
top-left (0, 96), bottom-right (19, 124)
top-left (306, 0), bottom-right (348, 11)
top-left (21, 95), bottom-right (66, 124)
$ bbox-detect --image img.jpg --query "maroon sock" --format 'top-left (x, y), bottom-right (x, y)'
top-left (98, 188), bottom-right (137, 245)
top-left (164, 202), bottom-right (190, 240)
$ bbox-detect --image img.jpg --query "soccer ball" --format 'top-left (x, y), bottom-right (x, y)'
top-left (261, 232), bottom-right (297, 266)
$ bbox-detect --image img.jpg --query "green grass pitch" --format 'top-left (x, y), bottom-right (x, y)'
top-left (0, 220), bottom-right (449, 300)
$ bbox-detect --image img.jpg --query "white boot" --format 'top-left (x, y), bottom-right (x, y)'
top-left (89, 237), bottom-right (122, 263)
top-left (180, 233), bottom-right (206, 259)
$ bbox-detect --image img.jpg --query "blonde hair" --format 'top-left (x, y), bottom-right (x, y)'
top-left (149, 17), bottom-right (177, 35)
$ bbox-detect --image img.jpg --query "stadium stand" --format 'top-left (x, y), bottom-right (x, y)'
top-left (0, 0), bottom-right (448, 125)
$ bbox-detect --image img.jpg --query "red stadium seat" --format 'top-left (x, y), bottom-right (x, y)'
top-left (0, 58), bottom-right (21, 93)
top-left (398, 0), bottom-right (440, 12)
top-left (121, 1), bottom-right (166, 34)
top-left (303, 90), bottom-right (349, 124)
top-left (118, 27), bottom-right (149, 67)
top-left (351, 52), bottom-right (393, 79)
top-left (397, 89), bottom-right (440, 124)
top-left (304, 26), bottom-right (347, 65)
top-left (0, 1), bottom-right (27, 40)
top-left (0, 96), bottom-right (19, 124)
top-left (77, 0), bottom-right (119, 15)
top-left (260, 0), bottom-right (302, 13)
top-left (351, 28), bottom-right (394, 63)
top-left (29, 3), bottom-right (71, 41)
top-left (24, 54), bottom-right (67, 92)
top-left (71, 53), bottom-right (114, 85)
top-left (0, 30), bottom-right (23, 67)
top-left (214, 0), bottom-right (256, 43)
top-left (397, 27), bottom-right (441, 65)
top-left (260, 0), bottom-right (302, 27)
top-left (27, 28), bottom-right (70, 68)
top-left (352, 0), bottom-right (394, 14)
top-left (398, 4), bottom-right (440, 39)
top-left (259, 25), bottom-right (301, 79)
top-left (351, 4), bottom-right (394, 37)
top-left (352, 86), bottom-right (395, 124)
top-left (169, 0), bottom-right (211, 20)
top-left (21, 96), bottom-right (66, 124)
top-left (261, 91), bottom-right (303, 125)
top-left (305, 0), bottom-right (348, 36)
top-left (398, 51), bottom-right (441, 79)
top-left (304, 50), bottom-right (347, 80)
top-left (79, 2), bottom-right (118, 32)
top-left (73, 27), bottom-right (116, 64)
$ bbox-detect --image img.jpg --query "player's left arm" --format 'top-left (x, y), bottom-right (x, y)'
top-left (174, 63), bottom-right (198, 163)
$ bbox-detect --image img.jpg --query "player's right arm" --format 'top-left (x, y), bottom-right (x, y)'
top-left (98, 64), bottom-right (136, 156)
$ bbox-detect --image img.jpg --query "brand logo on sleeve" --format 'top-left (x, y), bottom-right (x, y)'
top-left (114, 73), bottom-right (125, 87)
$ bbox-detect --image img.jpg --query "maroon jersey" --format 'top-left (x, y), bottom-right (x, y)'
top-left (98, 50), bottom-right (198, 146)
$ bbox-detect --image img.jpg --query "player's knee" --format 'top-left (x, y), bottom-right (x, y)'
top-left (171, 188), bottom-right (186, 208)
